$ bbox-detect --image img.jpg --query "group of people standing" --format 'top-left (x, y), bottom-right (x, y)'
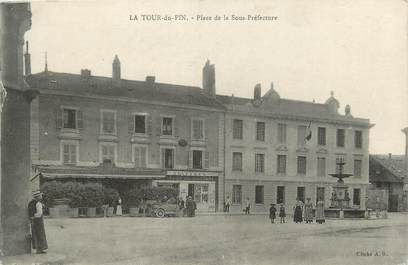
top-left (269, 197), bottom-right (325, 224)
top-left (179, 196), bottom-right (197, 217)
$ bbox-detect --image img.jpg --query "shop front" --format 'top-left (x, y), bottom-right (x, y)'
top-left (153, 170), bottom-right (220, 212)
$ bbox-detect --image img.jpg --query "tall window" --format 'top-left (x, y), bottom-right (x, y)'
top-left (233, 119), bottom-right (243, 139)
top-left (63, 143), bottom-right (77, 165)
top-left (317, 157), bottom-right (326, 177)
top-left (162, 117), bottom-right (173, 136)
top-left (232, 185), bottom-right (242, 204)
top-left (277, 123), bottom-right (287, 144)
top-left (101, 111), bottom-right (115, 134)
top-left (355, 131), bottom-right (362, 149)
top-left (277, 186), bottom-right (285, 204)
top-left (297, 187), bottom-right (305, 203)
top-left (277, 155), bottom-right (287, 174)
top-left (256, 122), bottom-right (265, 141)
top-left (297, 125), bottom-right (307, 145)
top-left (255, 153), bottom-right (265, 173)
top-left (318, 127), bottom-right (326, 146)
top-left (101, 145), bottom-right (115, 164)
top-left (192, 119), bottom-right (204, 140)
top-left (63, 109), bottom-right (77, 129)
top-left (163, 148), bottom-right (174, 169)
top-left (232, 152), bottom-right (243, 171)
top-left (193, 150), bottom-right (203, 169)
top-left (297, 156), bottom-right (307, 175)
top-left (353, 189), bottom-right (361, 206)
top-left (354, 159), bottom-right (362, 177)
top-left (134, 146), bottom-right (147, 168)
top-left (255, 186), bottom-right (264, 204)
top-left (337, 129), bottom-right (345, 147)
top-left (135, 115), bottom-right (146, 134)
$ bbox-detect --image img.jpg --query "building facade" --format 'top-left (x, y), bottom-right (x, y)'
top-left (218, 84), bottom-right (372, 213)
top-left (27, 57), bottom-right (225, 212)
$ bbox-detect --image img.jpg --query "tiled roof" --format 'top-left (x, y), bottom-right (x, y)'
top-left (217, 94), bottom-right (370, 124)
top-left (369, 155), bottom-right (406, 183)
top-left (26, 71), bottom-right (225, 109)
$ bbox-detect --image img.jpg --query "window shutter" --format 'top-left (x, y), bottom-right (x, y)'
top-left (128, 114), bottom-right (134, 134)
top-left (204, 151), bottom-right (210, 168)
top-left (188, 151), bottom-right (193, 168)
top-left (77, 110), bottom-right (83, 129)
top-left (140, 146), bottom-right (147, 168)
top-left (134, 147), bottom-right (140, 167)
top-left (147, 115), bottom-right (152, 135)
top-left (161, 148), bottom-right (166, 168)
top-left (174, 118), bottom-right (178, 136)
top-left (56, 109), bottom-right (63, 129)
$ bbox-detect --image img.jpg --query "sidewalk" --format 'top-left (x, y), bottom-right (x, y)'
top-left (0, 253), bottom-right (65, 265)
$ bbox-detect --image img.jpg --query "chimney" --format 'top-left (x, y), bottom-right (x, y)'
top-left (80, 69), bottom-right (91, 79)
top-left (145, 76), bottom-right (155, 88)
top-left (112, 55), bottom-right (121, 84)
top-left (254, 84), bottom-right (261, 100)
top-left (202, 60), bottom-right (216, 98)
top-left (24, 41), bottom-right (31, 76)
top-left (388, 153), bottom-right (392, 160)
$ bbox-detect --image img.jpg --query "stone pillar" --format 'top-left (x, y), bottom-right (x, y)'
top-left (0, 2), bottom-right (34, 256)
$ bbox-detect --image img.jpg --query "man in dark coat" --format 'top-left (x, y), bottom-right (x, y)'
top-left (269, 204), bottom-right (277, 224)
top-left (28, 191), bottom-right (48, 254)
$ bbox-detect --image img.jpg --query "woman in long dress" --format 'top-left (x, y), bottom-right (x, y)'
top-left (116, 197), bottom-right (122, 216)
top-left (293, 198), bottom-right (303, 223)
top-left (315, 199), bottom-right (325, 224)
top-left (304, 198), bottom-right (313, 224)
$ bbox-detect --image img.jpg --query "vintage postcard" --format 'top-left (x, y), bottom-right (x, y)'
top-left (0, 0), bottom-right (407, 264)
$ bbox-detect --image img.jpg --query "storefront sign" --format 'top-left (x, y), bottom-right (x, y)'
top-left (166, 170), bottom-right (218, 177)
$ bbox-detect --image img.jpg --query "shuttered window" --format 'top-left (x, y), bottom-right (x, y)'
top-left (63, 143), bottom-right (77, 165)
top-left (102, 111), bottom-right (115, 134)
top-left (134, 146), bottom-right (147, 168)
top-left (192, 119), bottom-right (204, 140)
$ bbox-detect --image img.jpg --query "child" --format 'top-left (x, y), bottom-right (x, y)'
top-left (269, 204), bottom-right (277, 223)
top-left (279, 204), bottom-right (286, 223)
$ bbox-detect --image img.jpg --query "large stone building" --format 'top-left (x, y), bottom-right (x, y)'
top-left (217, 84), bottom-right (372, 213)
top-left (26, 49), bottom-right (372, 213)
top-left (27, 56), bottom-right (225, 212)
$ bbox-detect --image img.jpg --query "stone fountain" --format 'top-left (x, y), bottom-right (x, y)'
top-left (325, 158), bottom-right (366, 219)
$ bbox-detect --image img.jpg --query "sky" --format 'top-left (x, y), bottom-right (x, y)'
top-left (26, 0), bottom-right (407, 155)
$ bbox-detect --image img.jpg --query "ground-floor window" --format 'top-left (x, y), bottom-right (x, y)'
top-left (255, 186), bottom-right (264, 204)
top-left (297, 187), bottom-right (305, 203)
top-left (232, 185), bottom-right (242, 204)
top-left (353, 188), bottom-right (361, 206)
top-left (277, 186), bottom-right (285, 204)
top-left (194, 184), bottom-right (209, 203)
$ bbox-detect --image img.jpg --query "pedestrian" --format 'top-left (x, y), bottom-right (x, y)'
top-left (315, 199), bottom-right (325, 224)
top-left (116, 197), bottom-right (122, 216)
top-left (192, 197), bottom-right (197, 217)
top-left (269, 203), bottom-right (277, 224)
top-left (279, 203), bottom-right (286, 223)
top-left (179, 197), bottom-right (185, 210)
top-left (28, 191), bottom-right (48, 254)
top-left (186, 196), bottom-right (194, 217)
top-left (304, 198), bottom-right (313, 224)
top-left (293, 198), bottom-right (303, 223)
top-left (244, 197), bottom-right (251, 215)
top-left (225, 196), bottom-right (231, 212)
